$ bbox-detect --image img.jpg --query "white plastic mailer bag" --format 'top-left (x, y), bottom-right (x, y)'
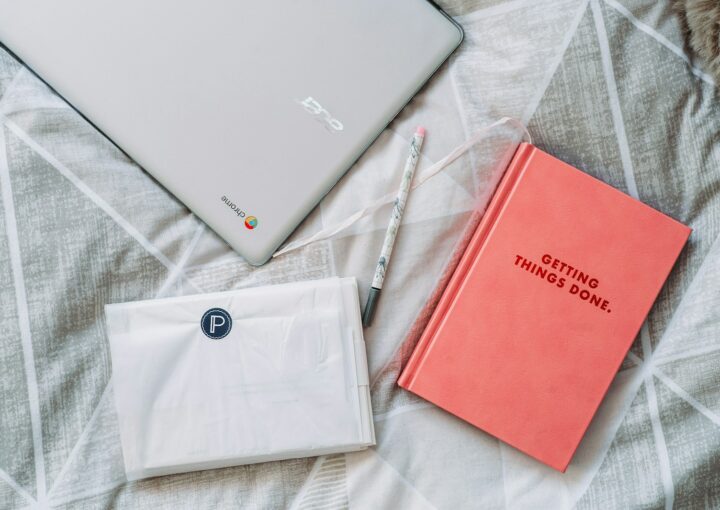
top-left (105, 277), bottom-right (375, 481)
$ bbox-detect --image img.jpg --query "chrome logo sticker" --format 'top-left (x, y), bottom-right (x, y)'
top-left (221, 195), bottom-right (257, 230)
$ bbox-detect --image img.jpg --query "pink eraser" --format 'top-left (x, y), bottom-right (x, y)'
top-left (416, 126), bottom-right (426, 137)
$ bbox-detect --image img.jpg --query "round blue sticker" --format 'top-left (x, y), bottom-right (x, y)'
top-left (201, 308), bottom-right (232, 339)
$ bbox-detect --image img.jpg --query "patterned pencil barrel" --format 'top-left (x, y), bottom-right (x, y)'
top-left (363, 127), bottom-right (425, 328)
top-left (370, 128), bottom-right (425, 290)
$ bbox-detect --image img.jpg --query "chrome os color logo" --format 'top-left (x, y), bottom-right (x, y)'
top-left (244, 216), bottom-right (258, 230)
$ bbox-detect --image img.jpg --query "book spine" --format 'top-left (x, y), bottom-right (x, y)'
top-left (398, 142), bottom-right (535, 389)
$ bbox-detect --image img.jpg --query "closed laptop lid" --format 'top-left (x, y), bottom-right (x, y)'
top-left (0, 0), bottom-right (462, 264)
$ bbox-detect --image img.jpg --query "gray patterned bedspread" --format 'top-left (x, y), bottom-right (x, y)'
top-left (1, 0), bottom-right (719, 508)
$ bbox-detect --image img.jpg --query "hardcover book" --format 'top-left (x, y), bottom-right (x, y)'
top-left (398, 143), bottom-right (691, 472)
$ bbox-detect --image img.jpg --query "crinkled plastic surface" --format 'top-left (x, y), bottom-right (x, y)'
top-left (105, 277), bottom-right (374, 481)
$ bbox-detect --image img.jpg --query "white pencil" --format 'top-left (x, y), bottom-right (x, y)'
top-left (362, 126), bottom-right (425, 327)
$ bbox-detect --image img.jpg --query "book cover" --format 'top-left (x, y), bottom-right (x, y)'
top-left (398, 143), bottom-right (691, 472)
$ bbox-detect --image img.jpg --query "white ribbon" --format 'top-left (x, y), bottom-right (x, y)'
top-left (273, 117), bottom-right (531, 258)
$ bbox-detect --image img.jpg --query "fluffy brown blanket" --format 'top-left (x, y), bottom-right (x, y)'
top-left (677, 0), bottom-right (720, 82)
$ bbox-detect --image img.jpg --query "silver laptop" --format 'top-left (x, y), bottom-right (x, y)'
top-left (0, 1), bottom-right (462, 265)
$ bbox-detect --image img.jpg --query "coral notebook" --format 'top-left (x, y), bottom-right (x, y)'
top-left (398, 143), bottom-right (690, 472)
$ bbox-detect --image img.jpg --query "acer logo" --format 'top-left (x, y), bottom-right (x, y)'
top-left (298, 96), bottom-right (344, 132)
